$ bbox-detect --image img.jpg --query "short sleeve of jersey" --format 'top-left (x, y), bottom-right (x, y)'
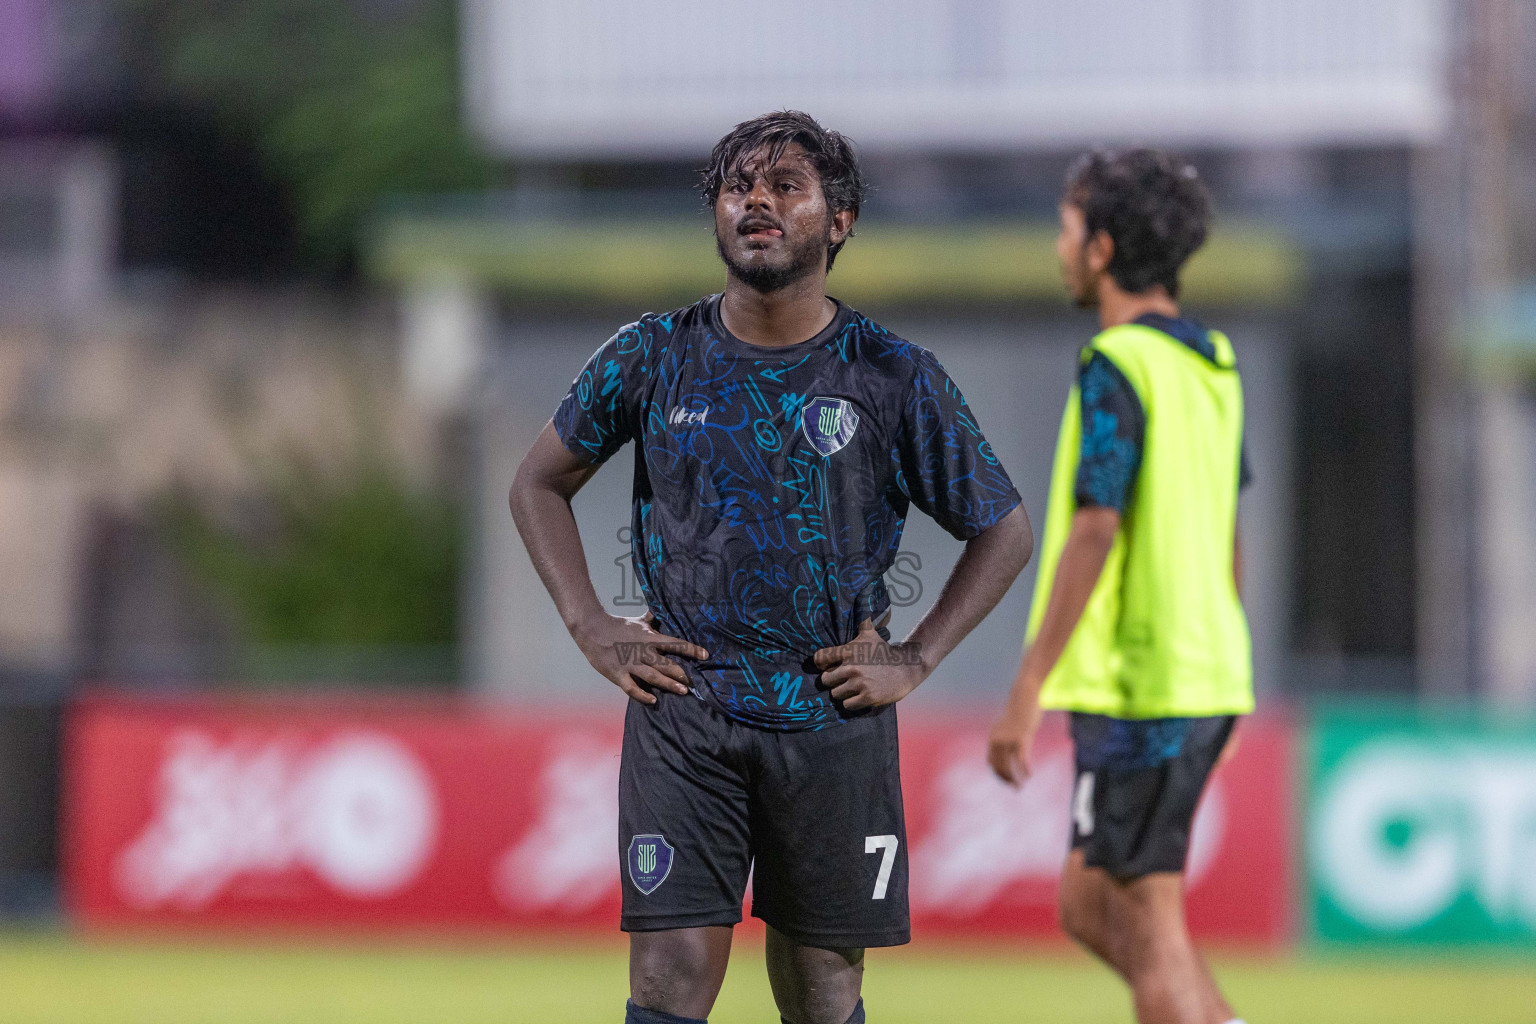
top-left (552, 321), bottom-right (651, 465)
top-left (895, 348), bottom-right (1023, 540)
top-left (1075, 351), bottom-right (1145, 513)
top-left (1075, 350), bottom-right (1255, 511)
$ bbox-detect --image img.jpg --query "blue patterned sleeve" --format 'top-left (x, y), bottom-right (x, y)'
top-left (1074, 352), bottom-right (1145, 512)
top-left (894, 348), bottom-right (1023, 540)
top-left (552, 321), bottom-right (651, 465)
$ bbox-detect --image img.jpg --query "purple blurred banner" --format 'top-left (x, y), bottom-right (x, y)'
top-left (0, 0), bottom-right (53, 110)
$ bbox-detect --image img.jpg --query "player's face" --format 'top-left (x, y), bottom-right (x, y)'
top-left (714, 143), bottom-right (850, 293)
top-left (1056, 201), bottom-right (1096, 307)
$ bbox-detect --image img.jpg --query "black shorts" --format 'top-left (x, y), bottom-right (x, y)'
top-left (1068, 713), bottom-right (1236, 880)
top-left (618, 691), bottom-right (909, 948)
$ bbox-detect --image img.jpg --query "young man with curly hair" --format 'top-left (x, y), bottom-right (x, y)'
top-left (512, 110), bottom-right (1034, 1024)
top-left (987, 149), bottom-right (1252, 1024)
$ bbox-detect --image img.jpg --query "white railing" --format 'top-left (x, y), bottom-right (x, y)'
top-left (465, 0), bottom-right (1449, 156)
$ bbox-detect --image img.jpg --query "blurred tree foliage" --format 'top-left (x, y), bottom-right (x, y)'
top-left (121, 0), bottom-right (495, 268)
top-left (160, 460), bottom-right (462, 653)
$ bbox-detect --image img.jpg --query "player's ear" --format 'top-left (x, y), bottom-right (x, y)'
top-left (830, 208), bottom-right (856, 245)
top-left (1086, 229), bottom-right (1114, 276)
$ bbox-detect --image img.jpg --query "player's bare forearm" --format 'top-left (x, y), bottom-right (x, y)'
top-left (905, 503), bottom-right (1035, 677)
top-left (509, 422), bottom-right (608, 637)
top-left (988, 506), bottom-right (1117, 784)
top-left (1012, 506), bottom-right (1118, 700)
top-left (510, 421), bottom-right (707, 703)
top-left (815, 503), bottom-right (1033, 711)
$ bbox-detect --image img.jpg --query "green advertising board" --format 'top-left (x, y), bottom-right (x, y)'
top-left (1308, 707), bottom-right (1536, 944)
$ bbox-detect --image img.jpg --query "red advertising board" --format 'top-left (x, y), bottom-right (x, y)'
top-left (899, 714), bottom-right (1294, 943)
top-left (64, 695), bottom-right (1292, 943)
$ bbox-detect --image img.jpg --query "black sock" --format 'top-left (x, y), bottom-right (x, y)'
top-left (625, 999), bottom-right (707, 1024)
top-left (779, 999), bottom-right (866, 1024)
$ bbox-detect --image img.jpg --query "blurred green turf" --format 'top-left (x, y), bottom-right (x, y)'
top-left (2, 933), bottom-right (1532, 1023)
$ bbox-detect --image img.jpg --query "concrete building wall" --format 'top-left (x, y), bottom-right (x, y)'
top-left (0, 292), bottom-right (432, 679)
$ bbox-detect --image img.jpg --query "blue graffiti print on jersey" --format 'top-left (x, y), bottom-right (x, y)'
top-left (1075, 352), bottom-right (1143, 512)
top-left (553, 295), bottom-right (1023, 731)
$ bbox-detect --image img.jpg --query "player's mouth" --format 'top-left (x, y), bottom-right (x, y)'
top-left (738, 219), bottom-right (784, 242)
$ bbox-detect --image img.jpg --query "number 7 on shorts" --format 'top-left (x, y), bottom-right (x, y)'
top-left (865, 835), bottom-right (899, 899)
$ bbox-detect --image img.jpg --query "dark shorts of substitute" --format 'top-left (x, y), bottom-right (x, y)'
top-left (1067, 713), bottom-right (1237, 881)
top-left (618, 691), bottom-right (909, 948)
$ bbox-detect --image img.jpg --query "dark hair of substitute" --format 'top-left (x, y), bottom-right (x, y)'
top-left (701, 110), bottom-right (870, 271)
top-left (1064, 148), bottom-right (1211, 297)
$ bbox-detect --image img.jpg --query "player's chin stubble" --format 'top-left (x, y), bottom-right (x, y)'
top-left (716, 229), bottom-right (828, 294)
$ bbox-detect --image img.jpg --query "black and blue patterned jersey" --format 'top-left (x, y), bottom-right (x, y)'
top-left (553, 294), bottom-right (1023, 731)
top-left (1075, 313), bottom-right (1254, 513)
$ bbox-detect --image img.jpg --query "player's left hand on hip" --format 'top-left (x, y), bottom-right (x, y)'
top-left (812, 618), bottom-right (926, 711)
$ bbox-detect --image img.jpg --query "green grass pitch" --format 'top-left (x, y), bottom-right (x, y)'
top-left (3, 932), bottom-right (1531, 1023)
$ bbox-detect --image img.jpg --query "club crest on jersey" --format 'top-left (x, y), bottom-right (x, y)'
top-left (627, 834), bottom-right (674, 895)
top-left (801, 397), bottom-right (859, 456)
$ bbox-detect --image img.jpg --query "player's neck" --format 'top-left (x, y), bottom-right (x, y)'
top-left (720, 275), bottom-right (837, 348)
top-left (1095, 280), bottom-right (1179, 331)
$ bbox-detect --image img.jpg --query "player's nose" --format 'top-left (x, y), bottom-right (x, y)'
top-left (744, 180), bottom-right (774, 211)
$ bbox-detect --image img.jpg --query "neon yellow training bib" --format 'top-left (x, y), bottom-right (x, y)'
top-left (1028, 322), bottom-right (1253, 719)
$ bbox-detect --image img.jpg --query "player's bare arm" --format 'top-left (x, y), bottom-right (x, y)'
top-left (987, 505), bottom-right (1118, 785)
top-left (510, 421), bottom-right (708, 705)
top-left (815, 504), bottom-right (1034, 711)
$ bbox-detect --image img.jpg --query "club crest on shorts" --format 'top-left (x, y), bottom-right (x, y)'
top-left (801, 397), bottom-right (859, 456)
top-left (627, 834), bottom-right (674, 895)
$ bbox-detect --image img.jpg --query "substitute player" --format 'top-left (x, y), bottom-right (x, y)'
top-left (987, 149), bottom-right (1252, 1024)
top-left (511, 110), bottom-right (1034, 1024)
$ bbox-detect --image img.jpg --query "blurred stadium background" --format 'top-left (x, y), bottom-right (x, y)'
top-left (2, 0), bottom-right (1536, 1020)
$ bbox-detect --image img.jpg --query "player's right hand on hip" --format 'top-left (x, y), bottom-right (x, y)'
top-left (572, 610), bottom-right (708, 704)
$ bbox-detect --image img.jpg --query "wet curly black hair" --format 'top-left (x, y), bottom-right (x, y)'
top-left (701, 110), bottom-right (869, 271)
top-left (1064, 149), bottom-right (1211, 298)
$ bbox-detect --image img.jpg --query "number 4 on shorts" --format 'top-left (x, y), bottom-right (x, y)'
top-left (865, 835), bottom-right (899, 900)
